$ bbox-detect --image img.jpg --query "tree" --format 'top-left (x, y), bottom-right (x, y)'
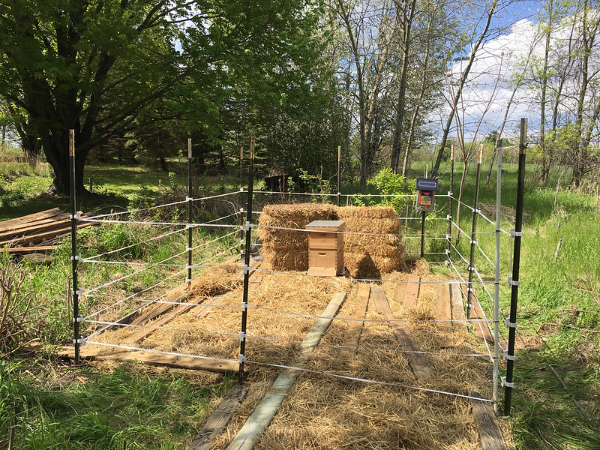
top-left (0, 0), bottom-right (329, 196)
top-left (431, 0), bottom-right (500, 178)
top-left (0, 0), bottom-right (187, 195)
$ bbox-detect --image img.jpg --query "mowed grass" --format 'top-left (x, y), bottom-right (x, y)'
top-left (0, 150), bottom-right (239, 220)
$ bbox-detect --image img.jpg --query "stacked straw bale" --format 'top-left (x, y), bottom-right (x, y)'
top-left (257, 204), bottom-right (337, 271)
top-left (337, 206), bottom-right (403, 278)
top-left (258, 204), bottom-right (403, 277)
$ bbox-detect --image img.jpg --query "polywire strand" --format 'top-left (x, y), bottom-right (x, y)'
top-left (79, 342), bottom-right (491, 402)
top-left (84, 318), bottom-right (488, 358)
top-left (476, 242), bottom-right (496, 269)
top-left (81, 242), bottom-right (239, 268)
top-left (188, 229), bottom-right (238, 252)
top-left (447, 264), bottom-right (494, 363)
top-left (256, 224), bottom-right (402, 238)
top-left (247, 304), bottom-right (489, 324)
top-left (190, 191), bottom-right (243, 203)
top-left (449, 242), bottom-right (469, 265)
top-left (470, 289), bottom-right (495, 364)
top-left (84, 341), bottom-right (238, 364)
top-left (84, 248), bottom-right (189, 295)
top-left (205, 211), bottom-right (242, 223)
top-left (85, 199), bottom-right (189, 220)
top-left (84, 241), bottom-right (238, 297)
top-left (81, 217), bottom-right (239, 229)
top-left (473, 267), bottom-right (496, 306)
top-left (83, 268), bottom-right (187, 322)
top-left (450, 197), bottom-right (511, 236)
top-left (243, 266), bottom-right (467, 287)
top-left (244, 360), bottom-right (493, 403)
top-left (84, 227), bottom-right (187, 261)
top-left (450, 221), bottom-right (471, 240)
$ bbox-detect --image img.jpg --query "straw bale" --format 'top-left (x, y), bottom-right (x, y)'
top-left (258, 203), bottom-right (337, 271)
top-left (263, 247), bottom-right (308, 272)
top-left (258, 203), bottom-right (337, 245)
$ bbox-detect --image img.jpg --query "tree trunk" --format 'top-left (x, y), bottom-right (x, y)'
top-left (432, 0), bottom-right (498, 178)
top-left (390, 0), bottom-right (417, 174)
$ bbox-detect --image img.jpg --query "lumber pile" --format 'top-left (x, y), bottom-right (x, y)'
top-left (0, 208), bottom-right (94, 255)
top-left (257, 204), bottom-right (403, 278)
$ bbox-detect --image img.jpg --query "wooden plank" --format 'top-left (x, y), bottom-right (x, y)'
top-left (58, 346), bottom-right (238, 373)
top-left (339, 283), bottom-right (370, 357)
top-left (471, 391), bottom-right (508, 450)
top-left (372, 286), bottom-right (431, 380)
top-left (128, 295), bottom-right (201, 343)
top-left (436, 283), bottom-right (452, 331)
top-left (472, 298), bottom-right (494, 343)
top-left (188, 384), bottom-right (249, 450)
top-left (0, 218), bottom-right (73, 241)
top-left (0, 208), bottom-right (65, 232)
top-left (393, 280), bottom-right (408, 305)
top-left (404, 274), bottom-right (421, 308)
top-left (0, 222), bottom-right (95, 247)
top-left (1, 246), bottom-right (56, 254)
top-left (450, 283), bottom-right (466, 323)
top-left (227, 292), bottom-right (347, 450)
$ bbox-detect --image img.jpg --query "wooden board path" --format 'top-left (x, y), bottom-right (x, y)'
top-left (461, 286), bottom-right (493, 343)
top-left (226, 292), bottom-right (347, 450)
top-left (372, 286), bottom-right (431, 380)
top-left (187, 384), bottom-right (249, 450)
top-left (450, 282), bottom-right (466, 323)
top-left (58, 346), bottom-right (237, 373)
top-left (403, 274), bottom-right (421, 308)
top-left (471, 391), bottom-right (508, 450)
top-left (338, 283), bottom-right (370, 358)
top-left (436, 283), bottom-right (452, 332)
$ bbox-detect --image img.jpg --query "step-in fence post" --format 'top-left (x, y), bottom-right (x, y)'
top-left (337, 145), bottom-right (341, 207)
top-left (238, 133), bottom-right (255, 383)
top-left (187, 138), bottom-right (193, 287)
top-left (69, 129), bottom-right (81, 364)
top-left (466, 145), bottom-right (483, 321)
top-left (447, 144), bottom-right (454, 262)
top-left (493, 138), bottom-right (503, 412)
top-left (504, 118), bottom-right (527, 416)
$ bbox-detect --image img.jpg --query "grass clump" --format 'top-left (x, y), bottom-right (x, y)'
top-left (0, 359), bottom-right (233, 449)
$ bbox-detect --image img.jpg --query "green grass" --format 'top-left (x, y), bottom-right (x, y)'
top-left (1, 359), bottom-right (234, 449)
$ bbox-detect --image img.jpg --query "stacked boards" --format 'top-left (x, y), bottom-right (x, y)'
top-left (257, 204), bottom-right (403, 278)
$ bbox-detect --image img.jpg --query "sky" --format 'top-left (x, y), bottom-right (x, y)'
top-left (432, 0), bottom-right (587, 144)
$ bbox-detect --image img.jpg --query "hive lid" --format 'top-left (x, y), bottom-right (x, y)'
top-left (306, 220), bottom-right (345, 228)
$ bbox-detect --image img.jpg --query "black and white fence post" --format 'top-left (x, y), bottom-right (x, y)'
top-left (504, 118), bottom-right (527, 416)
top-left (238, 133), bottom-right (255, 383)
top-left (69, 129), bottom-right (82, 364)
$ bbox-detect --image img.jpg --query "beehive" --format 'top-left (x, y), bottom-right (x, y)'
top-left (306, 220), bottom-right (345, 277)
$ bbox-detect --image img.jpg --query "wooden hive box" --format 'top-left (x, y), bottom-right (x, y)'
top-left (306, 220), bottom-right (345, 277)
